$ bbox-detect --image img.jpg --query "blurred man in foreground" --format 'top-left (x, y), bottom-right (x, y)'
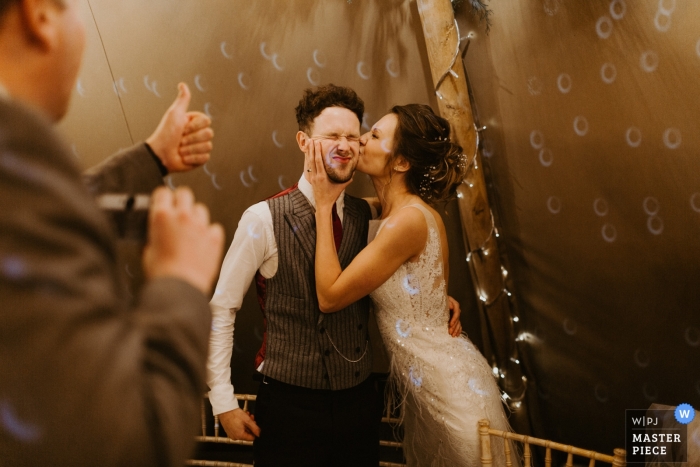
top-left (0, 0), bottom-right (224, 465)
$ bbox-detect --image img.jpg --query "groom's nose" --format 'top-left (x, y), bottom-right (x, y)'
top-left (335, 139), bottom-right (353, 156)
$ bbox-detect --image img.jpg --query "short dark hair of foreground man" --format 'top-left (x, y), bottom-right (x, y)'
top-left (0, 0), bottom-right (224, 466)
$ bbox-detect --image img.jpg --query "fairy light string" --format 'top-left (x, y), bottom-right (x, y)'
top-left (433, 13), bottom-right (526, 408)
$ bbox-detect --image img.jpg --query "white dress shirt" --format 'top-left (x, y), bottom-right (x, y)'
top-left (207, 174), bottom-right (377, 415)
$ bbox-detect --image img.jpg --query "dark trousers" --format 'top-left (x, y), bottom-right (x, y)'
top-left (253, 375), bottom-right (381, 467)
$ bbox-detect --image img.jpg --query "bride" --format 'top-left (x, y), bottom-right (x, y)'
top-left (306, 104), bottom-right (515, 466)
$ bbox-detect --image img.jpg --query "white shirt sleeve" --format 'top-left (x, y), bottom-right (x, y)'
top-left (206, 202), bottom-right (277, 415)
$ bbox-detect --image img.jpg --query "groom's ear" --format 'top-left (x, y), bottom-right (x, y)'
top-left (296, 131), bottom-right (308, 152)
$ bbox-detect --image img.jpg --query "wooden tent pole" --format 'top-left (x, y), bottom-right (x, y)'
top-left (415, 0), bottom-right (525, 401)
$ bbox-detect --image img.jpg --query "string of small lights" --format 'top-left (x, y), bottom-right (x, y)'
top-left (431, 12), bottom-right (527, 409)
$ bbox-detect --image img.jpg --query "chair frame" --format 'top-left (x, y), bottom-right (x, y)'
top-left (187, 394), bottom-right (407, 467)
top-left (478, 419), bottom-right (626, 467)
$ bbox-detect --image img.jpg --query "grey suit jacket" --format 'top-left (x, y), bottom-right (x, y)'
top-left (0, 99), bottom-right (211, 466)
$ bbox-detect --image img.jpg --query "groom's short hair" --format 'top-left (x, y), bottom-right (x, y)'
top-left (295, 84), bottom-right (364, 133)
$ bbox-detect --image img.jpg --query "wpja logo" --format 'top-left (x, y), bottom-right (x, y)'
top-left (625, 405), bottom-right (693, 464)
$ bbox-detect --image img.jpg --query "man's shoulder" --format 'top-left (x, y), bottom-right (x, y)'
top-left (265, 185), bottom-right (303, 211)
top-left (0, 98), bottom-right (55, 141)
top-left (343, 194), bottom-right (372, 218)
top-left (0, 99), bottom-right (73, 172)
top-left (244, 200), bottom-right (272, 218)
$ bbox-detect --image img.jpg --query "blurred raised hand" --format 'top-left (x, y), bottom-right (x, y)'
top-left (143, 186), bottom-right (224, 294)
top-left (146, 83), bottom-right (214, 172)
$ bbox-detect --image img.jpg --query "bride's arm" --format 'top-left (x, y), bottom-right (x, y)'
top-left (307, 140), bottom-right (427, 313)
top-left (315, 205), bottom-right (427, 313)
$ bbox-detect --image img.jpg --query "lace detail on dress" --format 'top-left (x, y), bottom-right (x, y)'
top-left (369, 204), bottom-right (517, 467)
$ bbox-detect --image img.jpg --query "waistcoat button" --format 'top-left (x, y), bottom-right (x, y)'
top-left (319, 327), bottom-right (325, 334)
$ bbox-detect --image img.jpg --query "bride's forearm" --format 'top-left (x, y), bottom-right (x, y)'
top-left (315, 207), bottom-right (342, 313)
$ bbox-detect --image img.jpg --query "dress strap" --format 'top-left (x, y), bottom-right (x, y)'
top-left (399, 203), bottom-right (438, 231)
top-left (375, 203), bottom-right (437, 237)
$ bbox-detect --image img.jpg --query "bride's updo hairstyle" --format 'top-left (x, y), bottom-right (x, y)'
top-left (389, 104), bottom-right (467, 204)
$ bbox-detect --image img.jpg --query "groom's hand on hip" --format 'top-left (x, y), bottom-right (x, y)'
top-left (447, 296), bottom-right (463, 337)
top-left (220, 408), bottom-right (261, 441)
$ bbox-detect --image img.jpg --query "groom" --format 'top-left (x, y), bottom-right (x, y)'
top-left (207, 84), bottom-right (379, 466)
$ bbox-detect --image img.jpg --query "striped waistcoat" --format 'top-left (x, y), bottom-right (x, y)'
top-left (260, 188), bottom-right (373, 390)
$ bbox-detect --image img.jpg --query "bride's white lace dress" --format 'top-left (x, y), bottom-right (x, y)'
top-left (369, 204), bottom-right (515, 467)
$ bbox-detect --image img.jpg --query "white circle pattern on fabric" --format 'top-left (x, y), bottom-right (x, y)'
top-left (663, 128), bottom-right (681, 149)
top-left (543, 0), bottom-right (561, 16)
top-left (395, 319), bottom-right (411, 338)
top-left (356, 61), bottom-right (370, 80)
top-left (573, 116), bottom-right (589, 136)
top-left (658, 0), bottom-right (676, 15)
top-left (602, 224), bottom-right (617, 243)
top-left (76, 79), bottom-right (86, 97)
top-left (194, 74), bottom-right (206, 92)
top-left (237, 72), bottom-right (250, 90)
top-left (643, 197), bottom-right (660, 216)
top-left (643, 383), bottom-right (658, 401)
top-left (528, 76), bottom-right (543, 95)
top-left (386, 58), bottom-right (400, 78)
top-left (530, 130), bottom-right (544, 149)
top-left (557, 73), bottom-right (572, 93)
top-left (686, 327), bottom-right (700, 347)
top-left (647, 216), bottom-right (664, 235)
top-left (468, 378), bottom-right (489, 396)
top-left (220, 41), bottom-right (232, 59)
top-left (203, 103), bottom-right (213, 119)
top-left (634, 349), bottom-right (650, 368)
top-left (259, 42), bottom-right (272, 60)
top-left (272, 131), bottom-right (284, 148)
top-left (307, 67), bottom-right (320, 86)
top-left (271, 54), bottom-right (284, 71)
top-left (547, 196), bottom-right (561, 214)
top-left (601, 63), bottom-right (617, 84)
top-left (277, 175), bottom-right (288, 191)
top-left (654, 11), bottom-right (671, 32)
top-left (594, 198), bottom-right (609, 217)
top-left (610, 0), bottom-right (626, 20)
top-left (313, 49), bottom-right (327, 68)
top-left (596, 16), bottom-right (613, 39)
top-left (690, 193), bottom-right (700, 213)
top-left (594, 384), bottom-right (609, 402)
top-left (539, 148), bottom-right (553, 167)
top-left (143, 75), bottom-right (161, 97)
top-left (626, 127), bottom-right (642, 147)
top-left (640, 51), bottom-right (659, 72)
top-left (563, 319), bottom-right (577, 335)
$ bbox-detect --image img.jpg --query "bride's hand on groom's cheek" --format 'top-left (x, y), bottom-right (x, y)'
top-left (219, 408), bottom-right (261, 441)
top-left (305, 140), bottom-right (351, 208)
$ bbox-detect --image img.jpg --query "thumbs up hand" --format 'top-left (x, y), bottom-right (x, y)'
top-left (146, 83), bottom-right (214, 173)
